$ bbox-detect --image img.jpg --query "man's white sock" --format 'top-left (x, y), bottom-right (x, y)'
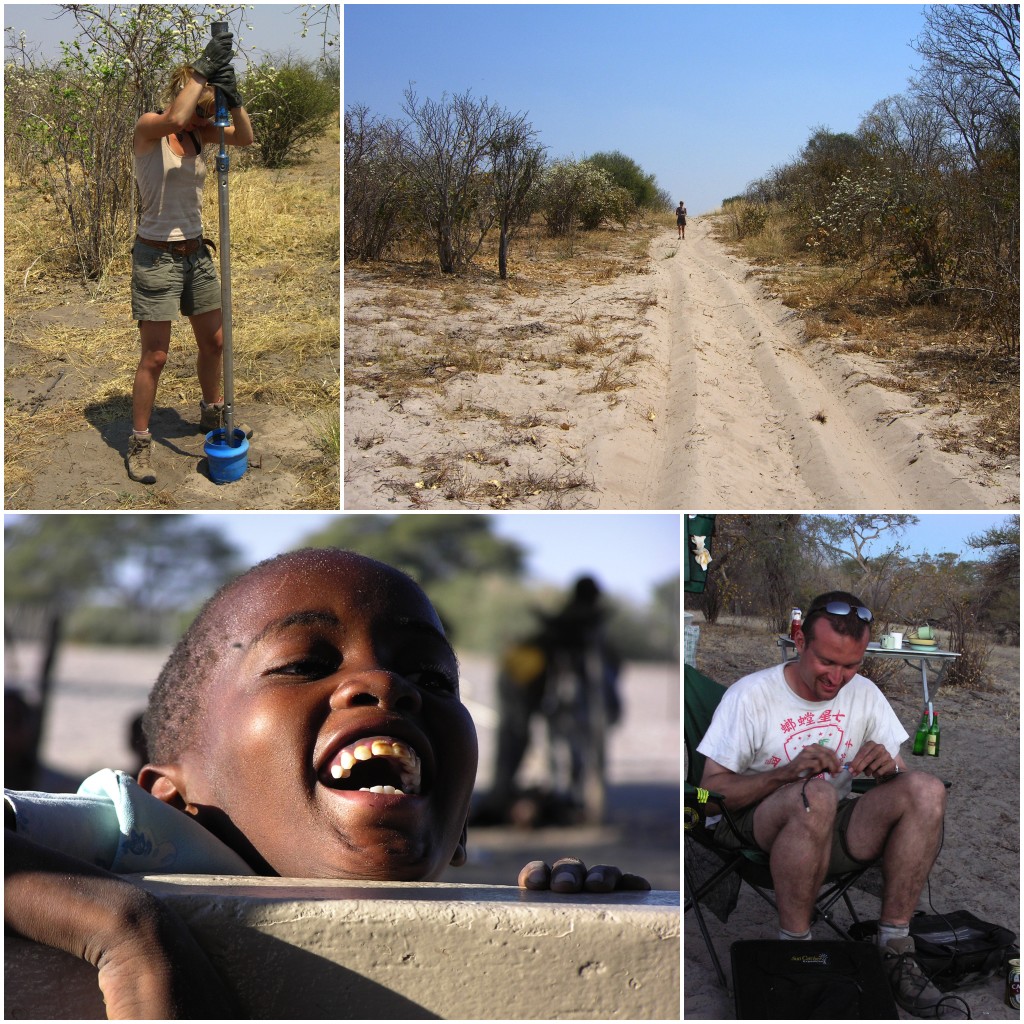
top-left (779, 927), bottom-right (812, 940)
top-left (878, 921), bottom-right (911, 947)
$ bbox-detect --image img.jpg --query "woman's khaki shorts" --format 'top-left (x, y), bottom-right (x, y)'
top-left (713, 794), bottom-right (871, 874)
top-left (131, 240), bottom-right (221, 322)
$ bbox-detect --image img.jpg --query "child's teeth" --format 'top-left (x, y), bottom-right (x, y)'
top-left (325, 736), bottom-right (423, 795)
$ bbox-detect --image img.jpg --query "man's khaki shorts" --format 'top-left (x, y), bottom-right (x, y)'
top-left (131, 240), bottom-right (221, 322)
top-left (713, 793), bottom-right (871, 874)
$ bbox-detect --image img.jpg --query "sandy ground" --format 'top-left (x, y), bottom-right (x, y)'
top-left (343, 243), bottom-right (673, 510)
top-left (5, 385), bottom-right (332, 510)
top-left (684, 619), bottom-right (1020, 1020)
top-left (3, 292), bottom-right (337, 510)
top-left (8, 644), bottom-right (679, 891)
top-left (344, 220), bottom-right (1017, 510)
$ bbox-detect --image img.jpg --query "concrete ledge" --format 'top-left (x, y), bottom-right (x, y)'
top-left (5, 878), bottom-right (680, 1019)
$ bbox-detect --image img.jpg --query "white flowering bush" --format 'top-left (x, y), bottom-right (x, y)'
top-left (806, 170), bottom-right (894, 261)
top-left (807, 166), bottom-right (953, 301)
top-left (539, 160), bottom-right (632, 236)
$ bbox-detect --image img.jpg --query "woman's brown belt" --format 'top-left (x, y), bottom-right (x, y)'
top-left (136, 236), bottom-right (215, 255)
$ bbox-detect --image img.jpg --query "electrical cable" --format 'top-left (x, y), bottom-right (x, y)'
top-left (918, 821), bottom-right (973, 1019)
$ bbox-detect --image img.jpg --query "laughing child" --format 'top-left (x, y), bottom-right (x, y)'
top-left (5, 549), bottom-right (648, 1018)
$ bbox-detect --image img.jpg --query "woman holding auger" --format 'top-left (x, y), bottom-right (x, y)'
top-left (127, 31), bottom-right (254, 484)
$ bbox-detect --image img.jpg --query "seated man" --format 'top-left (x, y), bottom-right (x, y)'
top-left (697, 591), bottom-right (948, 1016)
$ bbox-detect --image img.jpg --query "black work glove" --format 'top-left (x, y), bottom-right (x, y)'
top-left (206, 65), bottom-right (243, 110)
top-left (192, 33), bottom-right (233, 80)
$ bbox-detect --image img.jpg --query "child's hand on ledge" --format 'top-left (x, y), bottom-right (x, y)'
top-left (518, 856), bottom-right (651, 893)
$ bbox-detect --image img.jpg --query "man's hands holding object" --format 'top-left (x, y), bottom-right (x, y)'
top-left (792, 740), bottom-right (899, 782)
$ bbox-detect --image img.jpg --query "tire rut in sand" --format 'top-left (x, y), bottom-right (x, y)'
top-left (655, 220), bottom-right (1015, 509)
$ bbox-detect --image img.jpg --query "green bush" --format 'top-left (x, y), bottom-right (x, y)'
top-left (243, 58), bottom-right (338, 168)
top-left (585, 150), bottom-right (666, 210)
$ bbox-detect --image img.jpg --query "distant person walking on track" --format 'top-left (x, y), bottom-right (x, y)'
top-left (676, 200), bottom-right (687, 240)
top-left (127, 34), bottom-right (254, 484)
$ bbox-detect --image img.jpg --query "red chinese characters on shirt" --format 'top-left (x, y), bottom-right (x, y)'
top-left (767, 708), bottom-right (852, 769)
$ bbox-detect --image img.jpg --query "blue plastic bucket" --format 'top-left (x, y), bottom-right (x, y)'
top-left (204, 428), bottom-right (249, 484)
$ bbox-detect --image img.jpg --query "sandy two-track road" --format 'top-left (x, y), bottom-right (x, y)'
top-left (603, 218), bottom-right (1018, 510)
top-left (343, 219), bottom-right (1017, 510)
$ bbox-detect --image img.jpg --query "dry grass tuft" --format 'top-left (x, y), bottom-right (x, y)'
top-left (386, 452), bottom-right (592, 510)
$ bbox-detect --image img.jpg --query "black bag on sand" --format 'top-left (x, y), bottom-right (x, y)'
top-left (908, 910), bottom-right (1017, 991)
top-left (731, 940), bottom-right (898, 1019)
top-left (850, 911), bottom-right (1018, 991)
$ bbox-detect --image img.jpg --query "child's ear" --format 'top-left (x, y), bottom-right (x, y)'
top-left (449, 823), bottom-right (468, 867)
top-left (137, 763), bottom-right (190, 811)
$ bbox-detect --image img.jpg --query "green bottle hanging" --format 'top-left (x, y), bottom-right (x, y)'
top-left (912, 710), bottom-right (929, 756)
top-left (926, 712), bottom-right (940, 757)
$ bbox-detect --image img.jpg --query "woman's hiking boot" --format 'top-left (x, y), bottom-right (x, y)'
top-left (199, 400), bottom-right (253, 439)
top-left (199, 400), bottom-right (223, 433)
top-left (126, 433), bottom-right (156, 484)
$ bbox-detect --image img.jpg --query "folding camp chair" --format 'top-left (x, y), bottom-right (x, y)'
top-left (683, 663), bottom-right (881, 984)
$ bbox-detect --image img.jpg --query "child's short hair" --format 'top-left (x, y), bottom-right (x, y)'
top-left (143, 566), bottom-right (236, 765)
top-left (143, 549), bottom-right (406, 765)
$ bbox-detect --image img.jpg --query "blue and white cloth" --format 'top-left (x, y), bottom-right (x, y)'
top-left (4, 769), bottom-right (254, 874)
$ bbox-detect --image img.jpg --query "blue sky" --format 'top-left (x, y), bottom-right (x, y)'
top-left (3, 4), bottom-right (335, 64)
top-left (2, 512), bottom-right (679, 605)
top-left (108, 512), bottom-right (1013, 602)
top-left (848, 513), bottom-right (1014, 561)
top-left (344, 3), bottom-right (929, 216)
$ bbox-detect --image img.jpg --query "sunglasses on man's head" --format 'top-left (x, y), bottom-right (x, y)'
top-left (810, 601), bottom-right (873, 623)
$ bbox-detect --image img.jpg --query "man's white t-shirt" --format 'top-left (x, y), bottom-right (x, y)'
top-left (697, 663), bottom-right (908, 775)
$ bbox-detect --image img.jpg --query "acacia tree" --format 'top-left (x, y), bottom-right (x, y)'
top-left (913, 4), bottom-right (1019, 105)
top-left (689, 515), bottom-right (802, 629)
top-left (401, 88), bottom-right (504, 274)
top-left (344, 104), bottom-right (407, 260)
top-left (801, 514), bottom-right (919, 627)
top-left (967, 514), bottom-right (1020, 640)
top-left (487, 117), bottom-right (545, 280)
top-left (910, 4), bottom-right (1018, 341)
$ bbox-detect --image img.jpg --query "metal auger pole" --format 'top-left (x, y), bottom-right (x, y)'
top-left (211, 21), bottom-right (236, 445)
